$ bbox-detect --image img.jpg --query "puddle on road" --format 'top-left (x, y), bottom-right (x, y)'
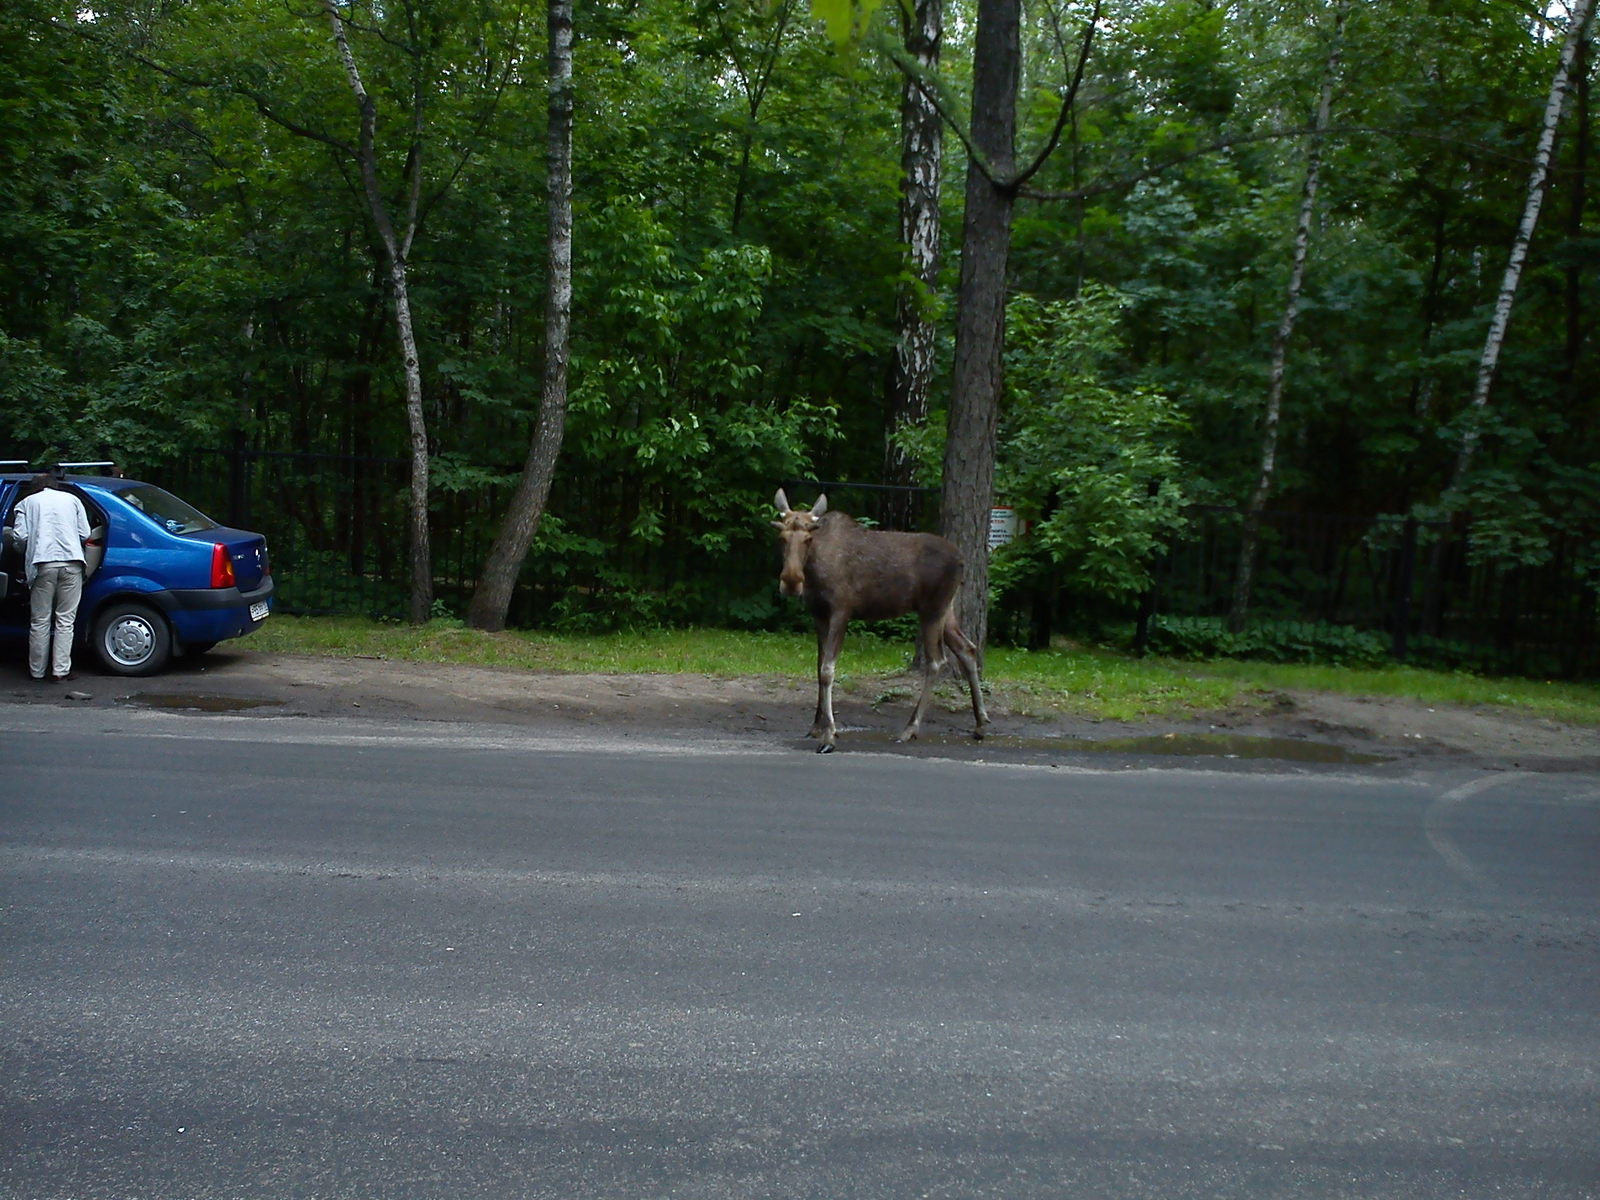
top-left (123, 692), bottom-right (285, 714)
top-left (1059, 732), bottom-right (1389, 764)
top-left (841, 728), bottom-right (1389, 764)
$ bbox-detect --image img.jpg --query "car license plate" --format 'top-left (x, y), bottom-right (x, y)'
top-left (250, 601), bottom-right (270, 622)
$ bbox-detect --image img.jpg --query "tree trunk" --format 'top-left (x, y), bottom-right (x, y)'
top-left (390, 262), bottom-right (433, 624)
top-left (882, 0), bottom-right (942, 532)
top-left (325, 1), bottom-right (433, 623)
top-left (939, 0), bottom-right (1019, 658)
top-left (466, 0), bottom-right (574, 632)
top-left (1228, 0), bottom-right (1348, 633)
top-left (1449, 0), bottom-right (1596, 495)
top-left (1563, 30), bottom-right (1590, 400)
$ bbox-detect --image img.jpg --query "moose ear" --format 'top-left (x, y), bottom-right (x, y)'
top-left (812, 494), bottom-right (829, 518)
top-left (774, 488), bottom-right (791, 515)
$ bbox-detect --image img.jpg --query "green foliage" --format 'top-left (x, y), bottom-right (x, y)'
top-left (995, 287), bottom-right (1190, 605)
top-left (0, 0), bottom-right (1595, 671)
top-left (1144, 616), bottom-right (1391, 668)
top-left (540, 201), bottom-right (842, 626)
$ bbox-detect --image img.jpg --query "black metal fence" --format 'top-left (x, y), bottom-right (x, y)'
top-left (1137, 506), bottom-right (1598, 677)
top-left (154, 448), bottom-right (1598, 678)
top-left (161, 448), bottom-right (788, 630)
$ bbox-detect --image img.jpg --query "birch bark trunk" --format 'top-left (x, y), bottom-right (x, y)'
top-left (883, 0), bottom-right (942, 532)
top-left (325, 1), bottom-right (434, 623)
top-left (1228, 0), bottom-right (1349, 633)
top-left (466, 0), bottom-right (574, 632)
top-left (1450, 0), bottom-right (1596, 493)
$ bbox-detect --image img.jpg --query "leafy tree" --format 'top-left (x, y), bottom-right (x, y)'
top-left (1230, 0), bottom-right (1351, 631)
top-left (992, 286), bottom-right (1188, 634)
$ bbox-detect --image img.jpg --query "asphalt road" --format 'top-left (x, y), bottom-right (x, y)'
top-left (2, 703), bottom-right (1597, 1199)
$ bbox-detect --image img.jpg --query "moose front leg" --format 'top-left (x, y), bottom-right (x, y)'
top-left (812, 612), bottom-right (847, 752)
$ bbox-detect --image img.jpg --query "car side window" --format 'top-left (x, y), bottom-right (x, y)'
top-left (119, 484), bottom-right (217, 535)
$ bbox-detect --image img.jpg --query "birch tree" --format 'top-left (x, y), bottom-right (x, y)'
top-left (323, 0), bottom-right (435, 623)
top-left (1448, 0), bottom-right (1597, 496)
top-left (1228, 0), bottom-right (1350, 632)
top-left (466, 0), bottom-right (574, 632)
top-left (882, 0), bottom-right (943, 531)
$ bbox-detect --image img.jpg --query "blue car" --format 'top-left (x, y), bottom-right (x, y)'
top-left (1, 465), bottom-right (275, 676)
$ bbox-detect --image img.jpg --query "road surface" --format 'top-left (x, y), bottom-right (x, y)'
top-left (3, 703), bottom-right (1596, 1198)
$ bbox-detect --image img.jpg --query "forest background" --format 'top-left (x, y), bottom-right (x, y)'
top-left (1, 0), bottom-right (1596, 676)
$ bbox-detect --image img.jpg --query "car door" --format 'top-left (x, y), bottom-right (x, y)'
top-left (0, 479), bottom-right (106, 614)
top-left (0, 479), bottom-right (26, 623)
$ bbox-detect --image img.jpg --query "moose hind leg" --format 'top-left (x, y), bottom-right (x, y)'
top-left (897, 619), bottom-right (946, 744)
top-left (944, 620), bottom-right (989, 739)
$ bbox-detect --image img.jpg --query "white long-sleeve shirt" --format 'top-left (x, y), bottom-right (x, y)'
top-left (13, 486), bottom-right (91, 580)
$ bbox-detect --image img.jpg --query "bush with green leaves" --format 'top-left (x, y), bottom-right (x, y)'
top-left (1144, 616), bottom-right (1390, 667)
top-left (992, 286), bottom-right (1190, 619)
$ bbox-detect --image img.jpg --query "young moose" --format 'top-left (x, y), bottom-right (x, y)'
top-left (773, 488), bottom-right (989, 753)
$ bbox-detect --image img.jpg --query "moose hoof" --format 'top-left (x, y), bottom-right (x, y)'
top-left (816, 741), bottom-right (836, 755)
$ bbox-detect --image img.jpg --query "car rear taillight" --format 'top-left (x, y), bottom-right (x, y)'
top-left (210, 543), bottom-right (237, 589)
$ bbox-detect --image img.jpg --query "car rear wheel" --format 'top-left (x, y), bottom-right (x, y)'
top-left (94, 602), bottom-right (173, 676)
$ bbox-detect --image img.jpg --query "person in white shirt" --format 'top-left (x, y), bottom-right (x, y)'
top-left (13, 474), bottom-right (92, 682)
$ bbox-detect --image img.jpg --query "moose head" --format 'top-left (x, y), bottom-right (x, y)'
top-left (772, 488), bottom-right (828, 598)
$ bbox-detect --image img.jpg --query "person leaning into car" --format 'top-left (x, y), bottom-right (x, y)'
top-left (13, 473), bottom-right (92, 682)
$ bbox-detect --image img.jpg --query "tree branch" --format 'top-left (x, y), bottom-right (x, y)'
top-left (1011, 0), bottom-right (1101, 191)
top-left (61, 17), bottom-right (357, 157)
top-left (1018, 125), bottom-right (1316, 203)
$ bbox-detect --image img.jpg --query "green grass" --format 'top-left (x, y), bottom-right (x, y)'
top-left (249, 615), bottom-right (1600, 727)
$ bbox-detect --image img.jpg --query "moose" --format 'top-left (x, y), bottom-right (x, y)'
top-left (773, 488), bottom-right (989, 753)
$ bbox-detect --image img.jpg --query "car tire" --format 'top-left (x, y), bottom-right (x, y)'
top-left (94, 602), bottom-right (173, 676)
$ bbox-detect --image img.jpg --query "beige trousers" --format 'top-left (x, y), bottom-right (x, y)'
top-left (29, 561), bottom-right (85, 680)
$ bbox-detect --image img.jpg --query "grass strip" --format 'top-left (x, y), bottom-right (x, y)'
top-left (249, 615), bottom-right (1600, 726)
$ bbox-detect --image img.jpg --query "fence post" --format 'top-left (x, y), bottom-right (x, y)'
top-left (227, 429), bottom-right (249, 529)
top-left (1391, 516), bottom-right (1417, 663)
top-left (1133, 583), bottom-right (1157, 657)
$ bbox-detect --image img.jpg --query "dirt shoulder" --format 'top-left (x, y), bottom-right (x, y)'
top-left (6, 649), bottom-right (1595, 772)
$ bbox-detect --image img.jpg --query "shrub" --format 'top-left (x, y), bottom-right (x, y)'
top-left (1144, 616), bottom-right (1389, 667)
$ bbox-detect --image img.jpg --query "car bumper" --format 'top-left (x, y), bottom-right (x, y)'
top-left (161, 577), bottom-right (276, 643)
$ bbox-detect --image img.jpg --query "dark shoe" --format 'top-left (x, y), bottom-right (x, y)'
top-left (50, 673), bottom-right (75, 683)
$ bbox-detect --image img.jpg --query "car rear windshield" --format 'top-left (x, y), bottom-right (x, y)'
top-left (120, 484), bottom-right (219, 535)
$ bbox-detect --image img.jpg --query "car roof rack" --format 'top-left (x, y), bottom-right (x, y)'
top-left (53, 461), bottom-right (118, 477)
